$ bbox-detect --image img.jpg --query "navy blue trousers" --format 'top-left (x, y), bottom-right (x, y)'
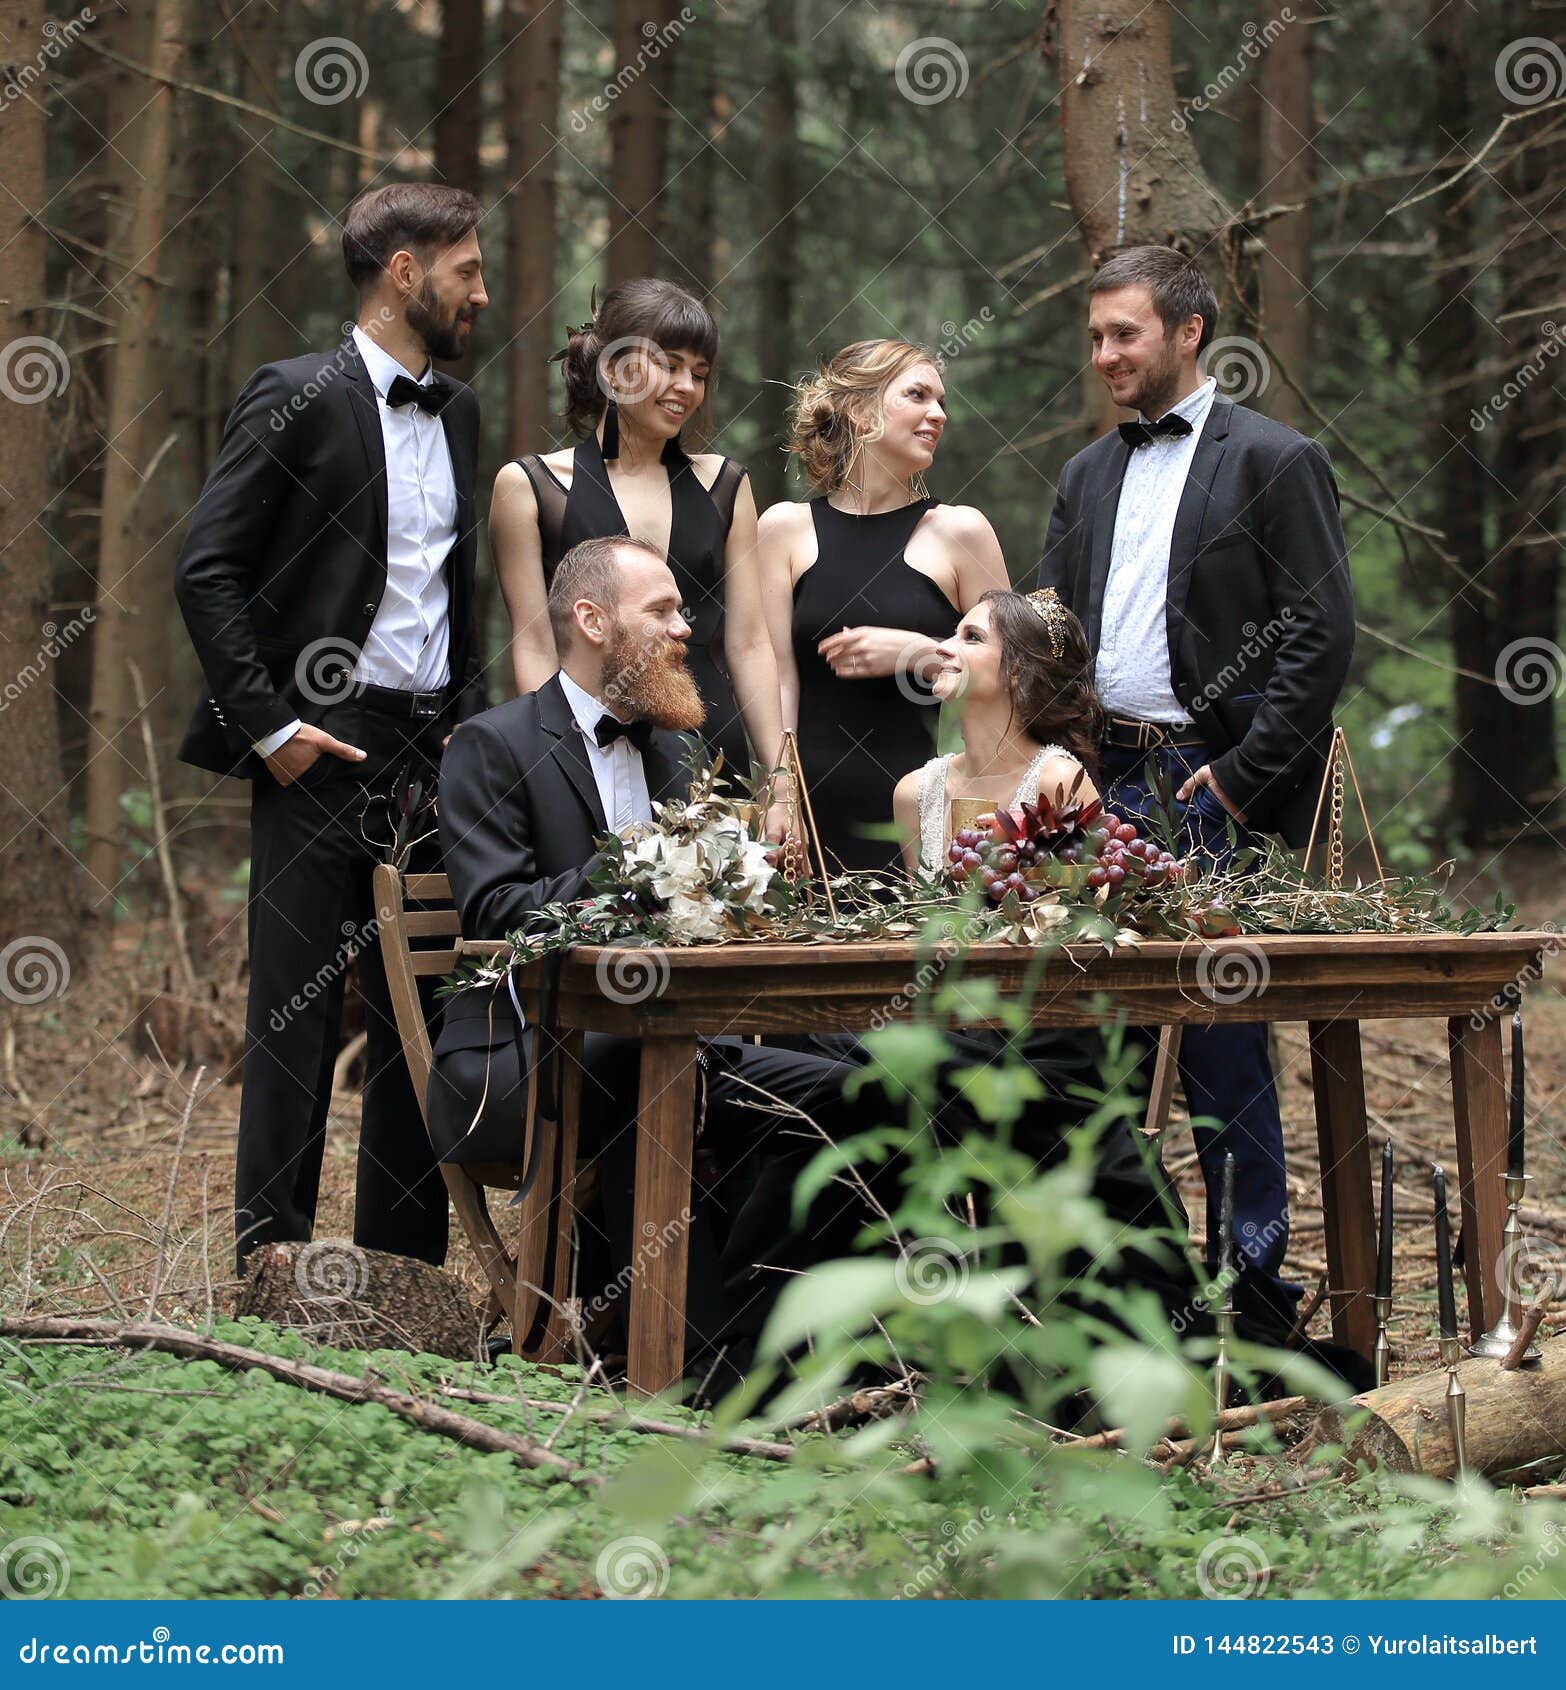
top-left (1100, 742), bottom-right (1301, 1329)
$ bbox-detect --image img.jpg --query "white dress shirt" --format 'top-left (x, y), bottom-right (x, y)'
top-left (252, 325), bottom-right (458, 756)
top-left (1096, 376), bottom-right (1218, 725)
top-left (557, 669), bottom-right (653, 835)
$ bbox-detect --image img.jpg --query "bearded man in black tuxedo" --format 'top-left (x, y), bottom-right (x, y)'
top-left (175, 183), bottom-right (489, 1273)
top-left (432, 535), bottom-right (864, 1379)
top-left (1036, 245), bottom-right (1355, 1335)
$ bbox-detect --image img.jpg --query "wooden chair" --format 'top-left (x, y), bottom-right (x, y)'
top-left (373, 864), bottom-right (579, 1358)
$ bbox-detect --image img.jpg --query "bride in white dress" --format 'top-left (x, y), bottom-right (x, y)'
top-left (892, 587), bottom-right (1104, 877)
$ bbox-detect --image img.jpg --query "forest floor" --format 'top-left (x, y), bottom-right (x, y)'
top-left (4, 841), bottom-right (1566, 1597)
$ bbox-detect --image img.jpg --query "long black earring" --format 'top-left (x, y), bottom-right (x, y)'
top-left (601, 397), bottom-right (621, 461)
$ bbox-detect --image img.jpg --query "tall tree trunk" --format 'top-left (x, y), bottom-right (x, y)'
top-left (605, 0), bottom-right (680, 286)
top-left (435, 0), bottom-right (484, 382)
top-left (227, 0), bottom-right (289, 386)
top-left (1421, 2), bottom-right (1501, 845)
top-left (749, 0), bottom-right (799, 512)
top-left (82, 0), bottom-right (184, 910)
top-left (1257, 3), bottom-right (1311, 429)
top-left (0, 0), bottom-right (78, 953)
top-left (504, 0), bottom-right (562, 456)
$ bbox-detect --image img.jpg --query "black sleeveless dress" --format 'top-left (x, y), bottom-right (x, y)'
top-left (791, 495), bottom-right (960, 874)
top-left (516, 433), bottom-right (753, 782)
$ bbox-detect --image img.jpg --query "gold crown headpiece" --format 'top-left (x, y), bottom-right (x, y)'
top-left (1025, 587), bottom-right (1069, 658)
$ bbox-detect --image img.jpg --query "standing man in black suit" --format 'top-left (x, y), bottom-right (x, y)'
top-left (175, 183), bottom-right (489, 1273)
top-left (1037, 245), bottom-right (1355, 1332)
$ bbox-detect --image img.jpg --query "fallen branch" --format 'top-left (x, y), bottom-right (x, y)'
top-left (1062, 1394), bottom-right (1311, 1453)
top-left (784, 1378), bottom-right (921, 1435)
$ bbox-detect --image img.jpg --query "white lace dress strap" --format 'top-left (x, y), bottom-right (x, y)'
top-left (916, 754), bottom-right (957, 873)
top-left (1012, 743), bottom-right (1073, 810)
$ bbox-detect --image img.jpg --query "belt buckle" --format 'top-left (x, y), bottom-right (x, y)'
top-left (413, 696), bottom-right (439, 719)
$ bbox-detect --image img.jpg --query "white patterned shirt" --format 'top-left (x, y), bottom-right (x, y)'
top-left (1095, 376), bottom-right (1218, 724)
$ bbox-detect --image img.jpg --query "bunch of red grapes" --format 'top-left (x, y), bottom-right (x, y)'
top-left (946, 793), bottom-right (1185, 907)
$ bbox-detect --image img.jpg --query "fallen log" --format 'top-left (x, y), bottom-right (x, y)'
top-left (1302, 1335), bottom-right (1566, 1480)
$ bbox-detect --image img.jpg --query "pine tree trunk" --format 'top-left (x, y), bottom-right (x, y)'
top-left (749, 0), bottom-right (799, 512)
top-left (0, 1), bottom-right (78, 953)
top-left (227, 0), bottom-right (289, 386)
top-left (605, 0), bottom-right (680, 286)
top-left (435, 0), bottom-right (484, 382)
top-left (83, 0), bottom-right (185, 909)
top-left (1257, 4), bottom-right (1311, 429)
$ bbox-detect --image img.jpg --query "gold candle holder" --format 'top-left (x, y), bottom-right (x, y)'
top-left (1439, 1334), bottom-right (1468, 1476)
top-left (1468, 1173), bottom-right (1543, 1364)
top-left (948, 797), bottom-right (996, 842)
top-left (1372, 1293), bottom-right (1392, 1389)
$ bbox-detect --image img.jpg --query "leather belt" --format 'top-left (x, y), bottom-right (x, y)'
top-left (355, 680), bottom-right (448, 720)
top-left (1102, 715), bottom-right (1208, 752)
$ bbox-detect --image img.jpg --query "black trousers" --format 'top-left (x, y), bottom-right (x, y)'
top-left (235, 695), bottom-right (450, 1273)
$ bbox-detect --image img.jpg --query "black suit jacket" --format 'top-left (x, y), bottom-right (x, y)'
top-left (1036, 397), bottom-right (1355, 845)
top-left (174, 337), bottom-right (484, 777)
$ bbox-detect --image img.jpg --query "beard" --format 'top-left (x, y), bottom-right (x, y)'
top-left (602, 622), bottom-right (706, 734)
top-left (406, 275), bottom-right (472, 362)
top-left (1116, 333), bottom-right (1185, 419)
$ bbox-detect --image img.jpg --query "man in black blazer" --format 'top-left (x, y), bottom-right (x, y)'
top-left (175, 183), bottom-right (490, 1273)
top-left (433, 534), bottom-right (865, 1378)
top-left (1037, 245), bottom-right (1355, 1330)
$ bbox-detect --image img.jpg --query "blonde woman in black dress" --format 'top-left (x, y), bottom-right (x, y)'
top-left (491, 278), bottom-right (791, 843)
top-left (757, 339), bottom-right (1010, 874)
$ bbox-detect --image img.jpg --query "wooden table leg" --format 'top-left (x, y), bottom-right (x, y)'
top-left (1308, 1019), bottom-right (1377, 1357)
top-left (626, 1035), bottom-right (699, 1396)
top-left (1448, 1015), bottom-right (1509, 1342)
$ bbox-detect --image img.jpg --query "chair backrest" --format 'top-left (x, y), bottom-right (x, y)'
top-left (373, 864), bottom-right (462, 1124)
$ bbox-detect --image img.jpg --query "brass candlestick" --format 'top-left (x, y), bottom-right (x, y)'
top-left (1467, 1173), bottom-right (1543, 1363)
top-left (1372, 1293), bottom-right (1392, 1389)
top-left (1439, 1334), bottom-right (1469, 1476)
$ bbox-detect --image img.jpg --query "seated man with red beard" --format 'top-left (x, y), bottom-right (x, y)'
top-left (431, 534), bottom-right (863, 1389)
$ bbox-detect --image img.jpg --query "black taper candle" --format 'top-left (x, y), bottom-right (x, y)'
top-left (1218, 1152), bottom-right (1236, 1282)
top-left (1377, 1139), bottom-right (1394, 1302)
top-left (1508, 1009), bottom-right (1526, 1178)
top-left (1432, 1163), bottom-right (1458, 1341)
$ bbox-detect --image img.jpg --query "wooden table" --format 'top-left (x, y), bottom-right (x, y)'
top-left (487, 932), bottom-right (1550, 1395)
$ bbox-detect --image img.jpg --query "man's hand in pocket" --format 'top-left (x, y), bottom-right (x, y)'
top-left (263, 723), bottom-right (367, 787)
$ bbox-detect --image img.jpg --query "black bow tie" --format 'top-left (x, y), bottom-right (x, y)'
top-left (594, 712), bottom-right (654, 752)
top-left (386, 373), bottom-right (452, 415)
top-left (1119, 413), bottom-right (1193, 449)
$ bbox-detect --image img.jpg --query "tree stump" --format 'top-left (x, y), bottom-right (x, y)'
top-left (235, 1241), bottom-right (485, 1362)
top-left (1302, 1336), bottom-right (1566, 1480)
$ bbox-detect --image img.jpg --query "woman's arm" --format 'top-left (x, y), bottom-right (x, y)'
top-left (756, 500), bottom-right (804, 732)
top-left (891, 769), bottom-right (923, 877)
top-left (721, 474), bottom-right (786, 774)
top-left (946, 504), bottom-right (1012, 610)
top-left (489, 462), bottom-right (556, 697)
top-left (1034, 753), bottom-right (1101, 812)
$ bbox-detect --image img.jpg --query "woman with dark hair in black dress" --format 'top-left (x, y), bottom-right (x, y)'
top-left (491, 277), bottom-right (790, 841)
top-left (758, 338), bottom-right (1010, 875)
